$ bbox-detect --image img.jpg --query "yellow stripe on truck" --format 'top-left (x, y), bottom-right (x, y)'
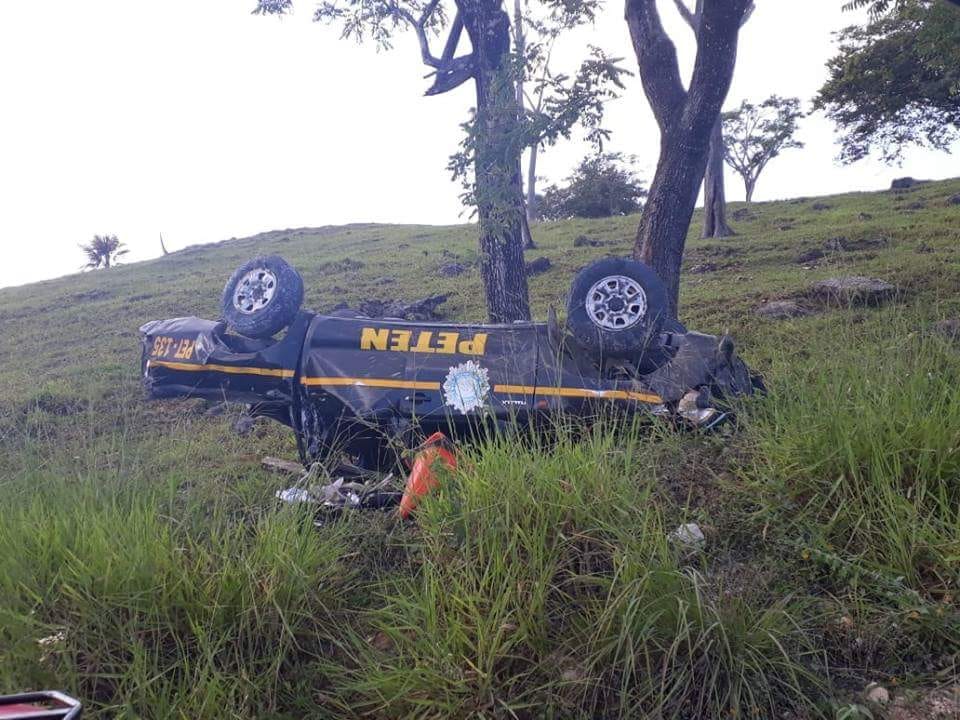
top-left (300, 377), bottom-right (441, 390)
top-left (495, 384), bottom-right (662, 405)
top-left (147, 359), bottom-right (295, 379)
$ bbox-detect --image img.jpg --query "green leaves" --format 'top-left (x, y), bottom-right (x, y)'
top-left (815, 0), bottom-right (960, 163)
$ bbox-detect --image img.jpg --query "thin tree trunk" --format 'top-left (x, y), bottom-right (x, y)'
top-left (526, 142), bottom-right (538, 223)
top-left (159, 232), bottom-right (169, 255)
top-left (744, 177), bottom-right (756, 203)
top-left (701, 118), bottom-right (734, 238)
top-left (462, 0), bottom-right (531, 323)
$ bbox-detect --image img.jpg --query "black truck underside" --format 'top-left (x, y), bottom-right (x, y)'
top-left (141, 309), bottom-right (760, 467)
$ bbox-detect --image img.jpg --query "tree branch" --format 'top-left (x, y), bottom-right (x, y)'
top-left (393, 0), bottom-right (444, 68)
top-left (671, 0), bottom-right (697, 29)
top-left (625, 0), bottom-right (687, 131)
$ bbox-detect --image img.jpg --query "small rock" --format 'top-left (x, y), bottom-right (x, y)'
top-left (824, 236), bottom-right (848, 252)
top-left (234, 415), bottom-right (257, 436)
top-left (573, 235), bottom-right (602, 248)
top-left (757, 300), bottom-right (810, 319)
top-left (934, 318), bottom-right (960, 342)
top-left (906, 201), bottom-right (927, 211)
top-left (811, 202), bottom-right (831, 211)
top-left (916, 242), bottom-right (934, 254)
top-left (689, 262), bottom-right (718, 274)
top-left (670, 523), bottom-right (705, 548)
top-left (731, 207), bottom-right (755, 221)
top-left (525, 256), bottom-right (552, 275)
top-left (865, 683), bottom-right (890, 706)
top-left (857, 212), bottom-right (873, 221)
top-left (438, 262), bottom-right (467, 277)
top-left (355, 295), bottom-right (449, 321)
top-left (810, 276), bottom-right (898, 306)
top-left (891, 176), bottom-right (924, 190)
top-left (948, 194), bottom-right (960, 205)
top-left (796, 248), bottom-right (825, 264)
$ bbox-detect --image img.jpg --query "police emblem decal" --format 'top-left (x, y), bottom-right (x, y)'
top-left (442, 360), bottom-right (490, 414)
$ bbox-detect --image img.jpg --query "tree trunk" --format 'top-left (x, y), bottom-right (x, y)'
top-left (744, 176), bottom-right (756, 203)
top-left (526, 142), bottom-right (538, 223)
top-left (701, 118), bottom-right (734, 238)
top-left (461, 0), bottom-right (531, 323)
top-left (627, 0), bottom-right (748, 319)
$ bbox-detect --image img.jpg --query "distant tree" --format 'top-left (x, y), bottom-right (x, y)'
top-left (80, 235), bottom-right (127, 270)
top-left (670, 0), bottom-right (754, 239)
top-left (512, 7), bottom-right (628, 237)
top-left (721, 96), bottom-right (804, 203)
top-left (815, 0), bottom-right (960, 163)
top-left (537, 153), bottom-right (646, 220)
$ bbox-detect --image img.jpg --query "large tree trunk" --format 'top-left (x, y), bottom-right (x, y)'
top-left (627, 0), bottom-right (748, 319)
top-left (461, 0), bottom-right (531, 323)
top-left (701, 118), bottom-right (734, 238)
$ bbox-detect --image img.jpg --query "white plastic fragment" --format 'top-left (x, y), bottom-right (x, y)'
top-left (670, 523), bottom-right (705, 548)
top-left (865, 682), bottom-right (890, 705)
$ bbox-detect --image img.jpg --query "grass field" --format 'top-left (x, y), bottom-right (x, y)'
top-left (2, 179), bottom-right (960, 719)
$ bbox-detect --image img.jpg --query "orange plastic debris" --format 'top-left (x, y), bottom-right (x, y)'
top-left (398, 431), bottom-right (457, 519)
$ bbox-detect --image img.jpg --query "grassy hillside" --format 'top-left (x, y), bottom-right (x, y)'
top-left (2, 179), bottom-right (960, 719)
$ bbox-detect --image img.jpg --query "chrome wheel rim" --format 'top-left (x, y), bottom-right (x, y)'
top-left (233, 268), bottom-right (278, 314)
top-left (585, 275), bottom-right (647, 331)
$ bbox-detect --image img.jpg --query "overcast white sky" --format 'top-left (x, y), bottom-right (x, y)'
top-left (0, 0), bottom-right (956, 289)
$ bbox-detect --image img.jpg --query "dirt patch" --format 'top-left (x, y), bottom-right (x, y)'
top-left (888, 686), bottom-right (960, 720)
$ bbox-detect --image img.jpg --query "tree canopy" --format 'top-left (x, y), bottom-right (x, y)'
top-left (80, 235), bottom-right (127, 270)
top-left (722, 95), bottom-right (804, 203)
top-left (815, 0), bottom-right (960, 163)
top-left (537, 153), bottom-right (646, 220)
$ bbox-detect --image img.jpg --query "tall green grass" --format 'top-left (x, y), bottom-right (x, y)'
top-left (0, 410), bottom-right (357, 719)
top-left (313, 426), bottom-right (826, 719)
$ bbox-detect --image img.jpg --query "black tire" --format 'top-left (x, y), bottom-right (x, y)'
top-left (222, 256), bottom-right (304, 338)
top-left (566, 257), bottom-right (668, 359)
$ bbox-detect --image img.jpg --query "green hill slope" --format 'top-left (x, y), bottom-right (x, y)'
top-left (2, 179), bottom-right (960, 718)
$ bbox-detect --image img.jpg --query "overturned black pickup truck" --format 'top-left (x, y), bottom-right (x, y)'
top-left (140, 256), bottom-right (762, 468)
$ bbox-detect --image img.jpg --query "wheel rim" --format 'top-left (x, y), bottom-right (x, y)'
top-left (585, 275), bottom-right (647, 331)
top-left (233, 268), bottom-right (278, 314)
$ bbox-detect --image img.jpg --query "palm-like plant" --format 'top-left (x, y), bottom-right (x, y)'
top-left (80, 235), bottom-right (128, 269)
